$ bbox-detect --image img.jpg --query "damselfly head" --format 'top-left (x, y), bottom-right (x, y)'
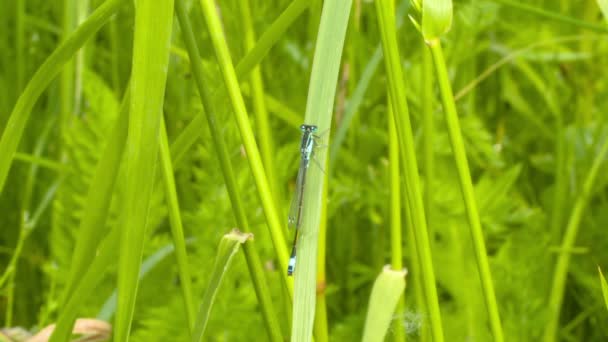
top-left (300, 124), bottom-right (318, 133)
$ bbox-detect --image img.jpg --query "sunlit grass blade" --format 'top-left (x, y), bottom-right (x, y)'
top-left (158, 117), bottom-right (196, 332)
top-left (362, 266), bottom-right (407, 342)
top-left (599, 0), bottom-right (608, 23)
top-left (428, 40), bottom-right (505, 342)
top-left (599, 267), bottom-right (608, 311)
top-left (292, 1), bottom-right (352, 341)
top-left (170, 0), bottom-right (308, 170)
top-left (313, 177), bottom-right (329, 342)
top-left (0, 0), bottom-right (124, 195)
top-left (114, 0), bottom-right (174, 340)
top-left (174, 1), bottom-right (284, 340)
top-left (374, 1), bottom-right (444, 340)
top-left (388, 99), bottom-right (405, 342)
top-left (199, 0), bottom-right (291, 291)
top-left (192, 230), bottom-right (253, 342)
top-left (240, 0), bottom-right (280, 207)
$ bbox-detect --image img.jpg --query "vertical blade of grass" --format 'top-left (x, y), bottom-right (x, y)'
top-left (170, 0), bottom-right (309, 165)
top-left (191, 230), bottom-right (252, 342)
top-left (0, 0), bottom-right (124, 196)
top-left (198, 0), bottom-right (291, 291)
top-left (292, 2), bottom-right (352, 341)
top-left (97, 240), bottom-right (192, 321)
top-left (428, 41), bottom-right (504, 342)
top-left (234, 0), bottom-right (310, 81)
top-left (114, 0), bottom-right (174, 340)
top-left (544, 138), bottom-right (608, 341)
top-left (599, 267), bottom-right (608, 311)
top-left (388, 99), bottom-right (405, 342)
top-left (16, 0), bottom-right (25, 93)
top-left (240, 0), bottom-right (280, 210)
top-left (421, 45), bottom-right (434, 236)
top-left (362, 266), bottom-right (408, 342)
top-left (174, 2), bottom-right (284, 341)
top-left (61, 90), bottom-right (128, 303)
top-left (50, 88), bottom-right (128, 340)
top-left (60, 0), bottom-right (76, 128)
top-left (313, 176), bottom-right (329, 342)
top-left (374, 1), bottom-right (445, 340)
top-left (599, 0), bottom-right (608, 22)
top-left (158, 117), bottom-right (196, 332)
top-left (330, 0), bottom-right (410, 167)
top-left (50, 226), bottom-right (121, 342)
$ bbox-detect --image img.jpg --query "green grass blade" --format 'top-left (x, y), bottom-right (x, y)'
top-left (174, 2), bottom-right (284, 340)
top-left (374, 1), bottom-right (444, 340)
top-left (234, 0), bottom-right (309, 78)
top-left (388, 100), bottom-right (405, 342)
top-left (544, 137), bottom-right (608, 341)
top-left (599, 0), bottom-right (608, 23)
top-left (50, 227), bottom-right (121, 342)
top-left (599, 267), bottom-right (608, 311)
top-left (0, 0), bottom-right (124, 195)
top-left (97, 239), bottom-right (194, 321)
top-left (191, 230), bottom-right (253, 342)
top-left (428, 41), bottom-right (504, 342)
top-left (170, 0), bottom-right (308, 170)
top-left (240, 0), bottom-right (281, 212)
top-left (61, 91), bottom-right (129, 304)
top-left (362, 266), bottom-right (408, 342)
top-left (292, 2), bottom-right (352, 341)
top-left (13, 153), bottom-right (69, 173)
top-left (492, 0), bottom-right (608, 33)
top-left (199, 0), bottom-right (291, 290)
top-left (159, 117), bottom-right (196, 332)
top-left (114, 0), bottom-right (174, 340)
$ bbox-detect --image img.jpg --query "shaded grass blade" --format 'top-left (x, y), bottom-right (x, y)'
top-left (159, 117), bottom-right (196, 332)
top-left (192, 230), bottom-right (253, 342)
top-left (544, 137), bottom-right (608, 341)
top-left (97, 240), bottom-right (194, 321)
top-left (0, 0), bottom-right (124, 195)
top-left (362, 266), bottom-right (408, 342)
top-left (114, 0), bottom-right (175, 340)
top-left (50, 227), bottom-right (121, 342)
top-left (491, 0), bottom-right (608, 33)
top-left (61, 91), bottom-right (128, 304)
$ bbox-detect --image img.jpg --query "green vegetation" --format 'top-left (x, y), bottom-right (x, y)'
top-left (1, 0), bottom-right (608, 341)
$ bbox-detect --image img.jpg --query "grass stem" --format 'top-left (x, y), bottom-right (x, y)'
top-left (428, 41), bottom-right (504, 342)
top-left (374, 1), bottom-right (445, 340)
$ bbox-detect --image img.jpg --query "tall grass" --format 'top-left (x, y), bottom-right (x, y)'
top-left (2, 0), bottom-right (608, 341)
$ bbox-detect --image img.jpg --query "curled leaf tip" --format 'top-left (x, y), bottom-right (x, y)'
top-left (227, 229), bottom-right (254, 243)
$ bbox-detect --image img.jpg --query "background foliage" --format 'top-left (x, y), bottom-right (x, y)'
top-left (1, 0), bottom-right (608, 341)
